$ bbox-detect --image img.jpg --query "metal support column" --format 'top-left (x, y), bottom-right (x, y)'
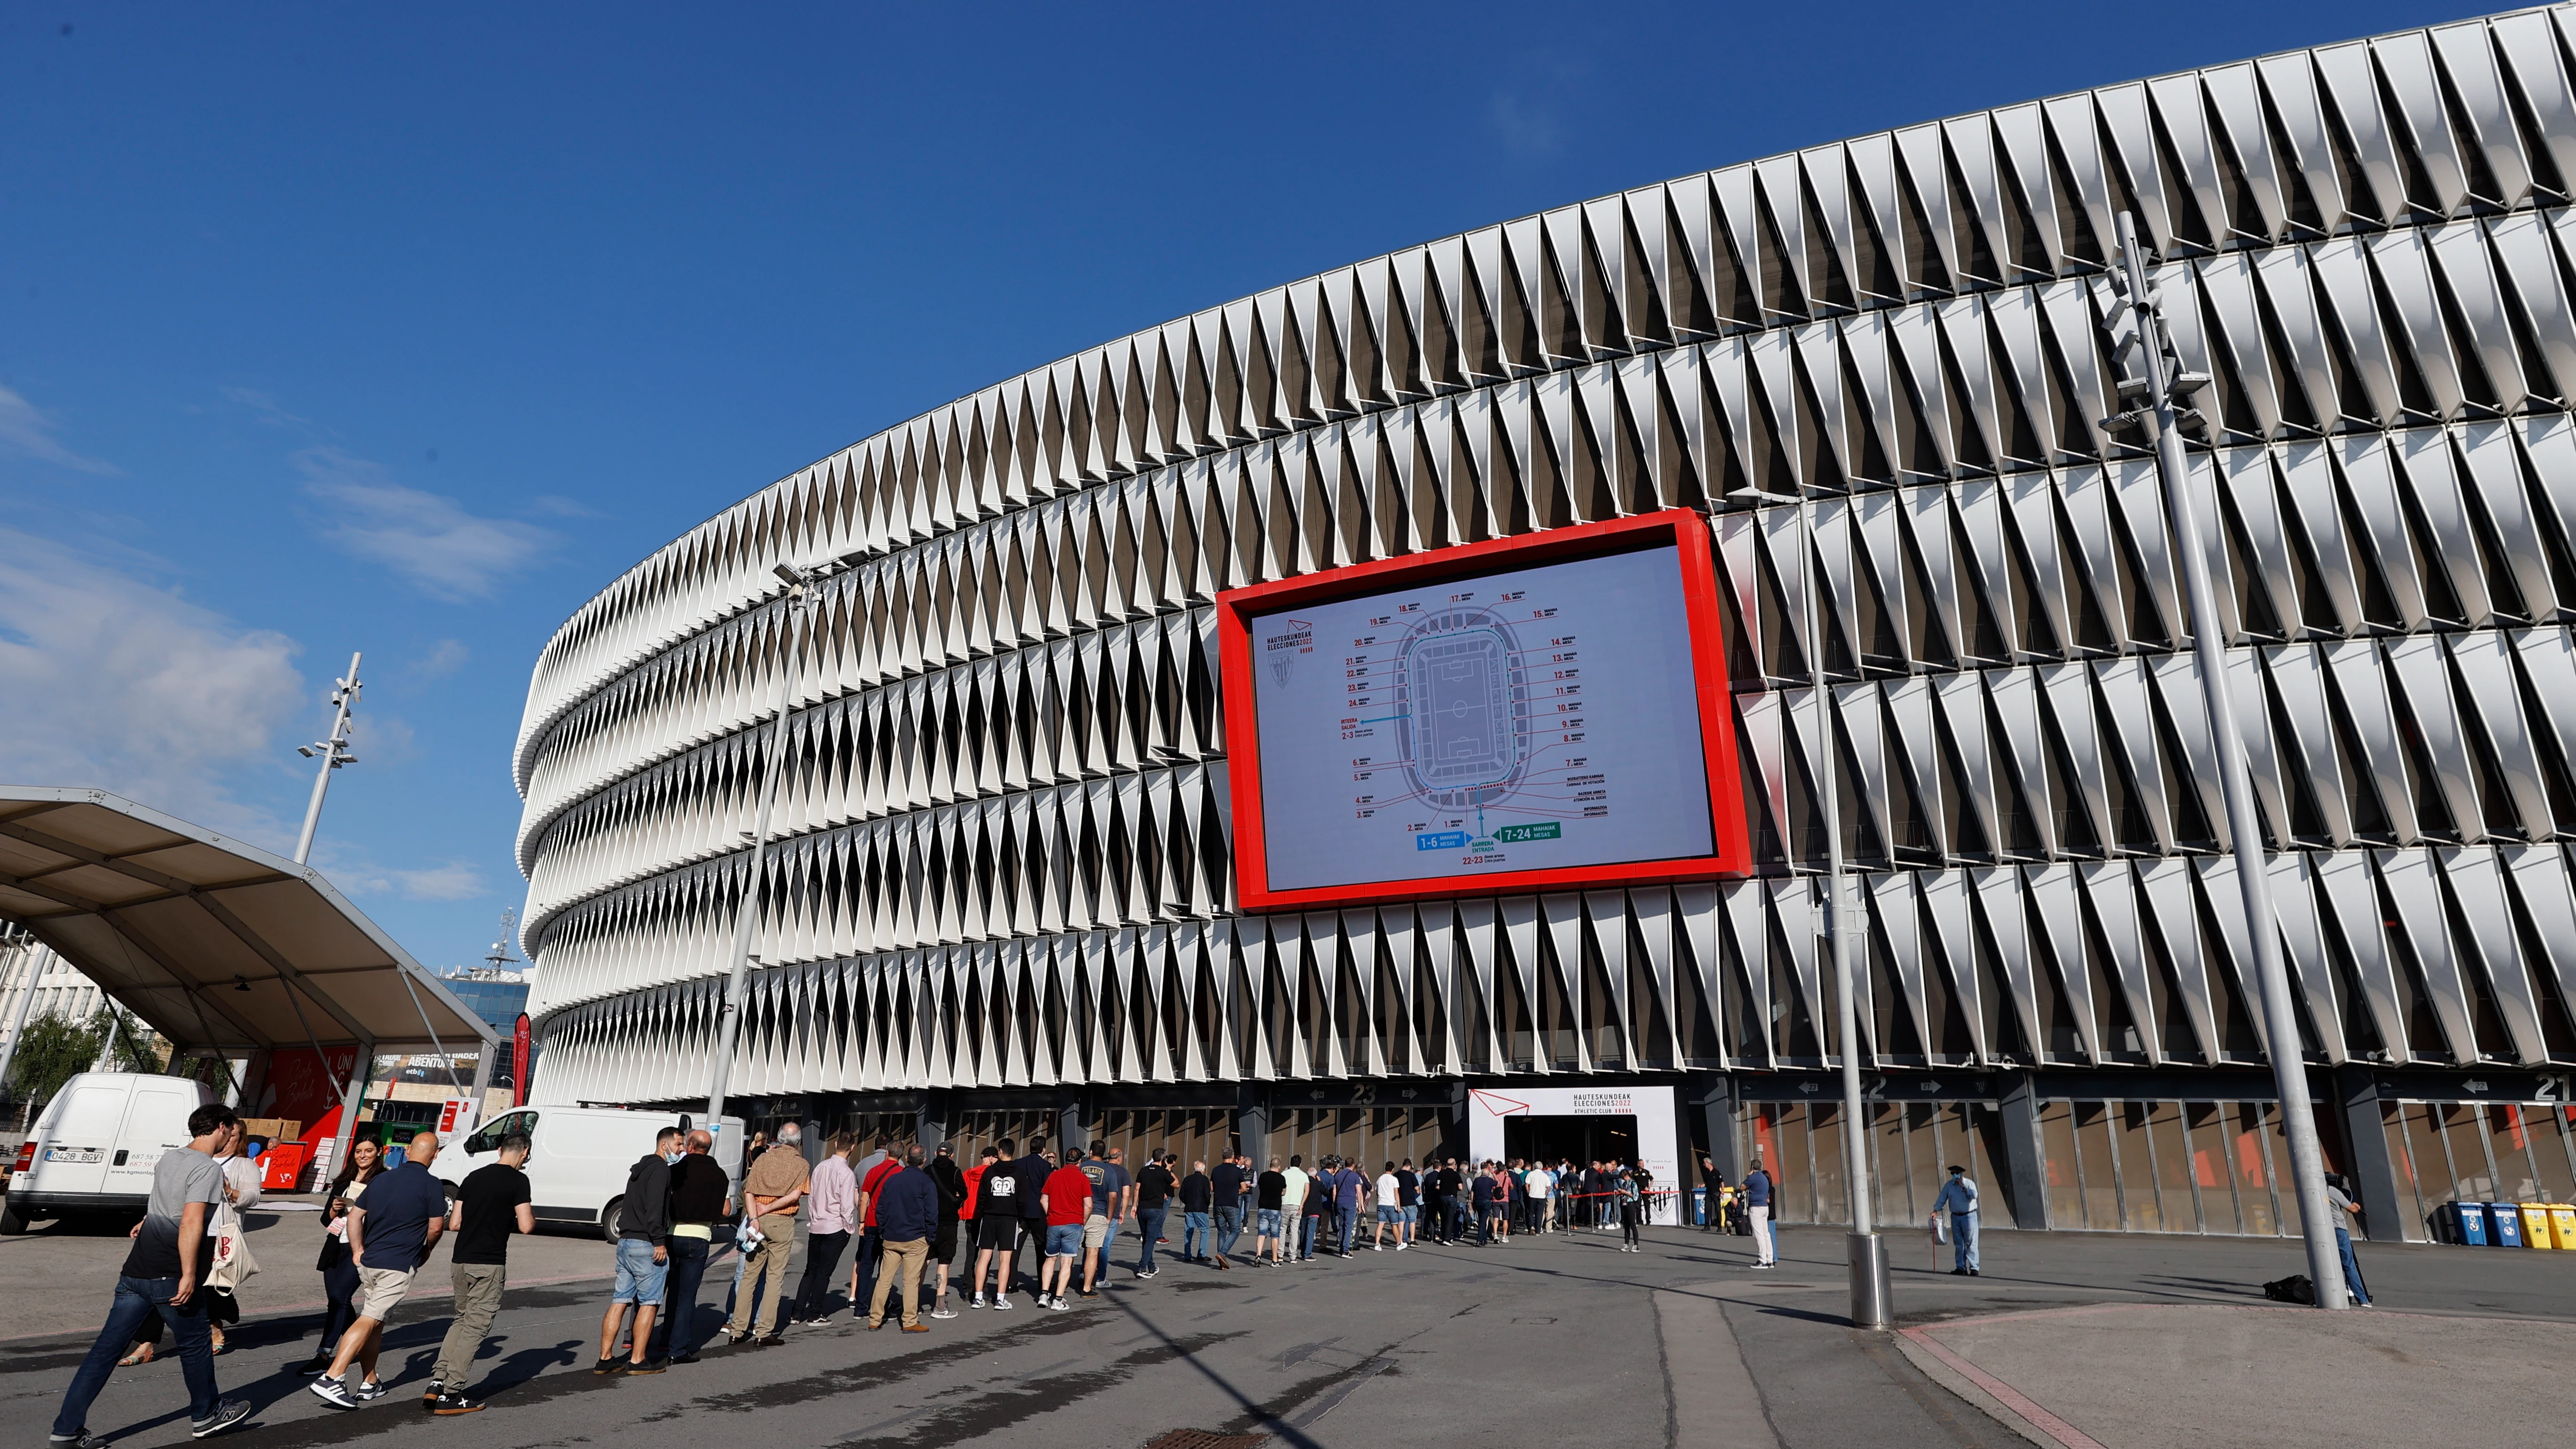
top-left (329, 1042), bottom-right (374, 1181)
top-left (2336, 1065), bottom-right (2407, 1243)
top-left (1995, 1071), bottom-right (2051, 1231)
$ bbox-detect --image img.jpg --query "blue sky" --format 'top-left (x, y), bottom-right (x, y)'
top-left (0, 0), bottom-right (2488, 972)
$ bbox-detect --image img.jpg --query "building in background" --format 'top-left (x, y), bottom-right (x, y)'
top-left (0, 937), bottom-right (109, 1088)
top-left (511, 10), bottom-right (2576, 1241)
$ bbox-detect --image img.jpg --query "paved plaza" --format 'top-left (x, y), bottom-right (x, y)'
top-left (10, 1199), bottom-right (2573, 1449)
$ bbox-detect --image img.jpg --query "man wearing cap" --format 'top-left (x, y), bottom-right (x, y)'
top-left (1931, 1164), bottom-right (1980, 1276)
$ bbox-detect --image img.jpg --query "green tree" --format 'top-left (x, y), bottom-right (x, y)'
top-left (7, 1012), bottom-right (108, 1108)
top-left (93, 1010), bottom-right (163, 1075)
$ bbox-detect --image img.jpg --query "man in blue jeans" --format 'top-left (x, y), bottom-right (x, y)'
top-left (53, 1103), bottom-right (252, 1447)
top-left (1210, 1152), bottom-right (1247, 1262)
top-left (1133, 1151), bottom-right (1175, 1278)
top-left (1332, 1159), bottom-right (1365, 1256)
top-left (2325, 1173), bottom-right (2373, 1306)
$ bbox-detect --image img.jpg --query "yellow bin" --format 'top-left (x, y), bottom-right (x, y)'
top-left (2521, 1203), bottom-right (2555, 1248)
top-left (2550, 1205), bottom-right (2576, 1250)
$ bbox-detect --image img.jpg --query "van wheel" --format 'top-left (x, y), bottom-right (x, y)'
top-left (600, 1197), bottom-right (622, 1243)
top-left (0, 1199), bottom-right (27, 1236)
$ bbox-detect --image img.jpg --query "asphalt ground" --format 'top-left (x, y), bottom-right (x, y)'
top-left (9, 1205), bottom-right (2573, 1449)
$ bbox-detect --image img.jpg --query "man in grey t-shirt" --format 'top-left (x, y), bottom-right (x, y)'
top-left (51, 1102), bottom-right (252, 1447)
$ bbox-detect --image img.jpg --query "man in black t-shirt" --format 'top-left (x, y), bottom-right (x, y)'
top-left (427, 1134), bottom-right (534, 1414)
top-left (1255, 1159), bottom-right (1289, 1265)
top-left (1434, 1160), bottom-right (1465, 1243)
top-left (969, 1143), bottom-right (1024, 1309)
top-left (1010, 1137), bottom-right (1054, 1291)
top-left (1133, 1153), bottom-right (1175, 1278)
top-left (1210, 1153), bottom-right (1247, 1264)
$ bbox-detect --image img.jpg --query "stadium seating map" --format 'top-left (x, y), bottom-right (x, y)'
top-left (1248, 545), bottom-right (1715, 894)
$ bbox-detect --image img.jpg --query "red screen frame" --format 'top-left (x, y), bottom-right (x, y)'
top-left (1216, 508), bottom-right (1750, 913)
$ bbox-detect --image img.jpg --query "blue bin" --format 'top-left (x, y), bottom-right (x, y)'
top-left (2486, 1203), bottom-right (2526, 1247)
top-left (2437, 1201), bottom-right (2490, 1245)
top-left (1690, 1187), bottom-right (1706, 1225)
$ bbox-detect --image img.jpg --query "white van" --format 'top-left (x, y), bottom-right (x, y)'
top-left (2, 1071), bottom-right (218, 1234)
top-left (428, 1104), bottom-right (744, 1239)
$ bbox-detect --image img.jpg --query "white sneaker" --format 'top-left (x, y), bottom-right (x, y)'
top-left (969, 1296), bottom-right (987, 1309)
top-left (992, 1295), bottom-right (1012, 1310)
top-left (1046, 1296), bottom-right (1070, 1312)
top-left (1372, 1245), bottom-right (1383, 1252)
top-left (930, 1307), bottom-right (959, 1320)
top-left (1396, 1242), bottom-right (1408, 1251)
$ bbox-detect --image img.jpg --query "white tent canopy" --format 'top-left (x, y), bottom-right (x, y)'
top-left (0, 786), bottom-right (494, 1058)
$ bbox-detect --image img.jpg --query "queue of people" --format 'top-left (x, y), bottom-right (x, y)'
top-left (51, 1117), bottom-right (1678, 1445)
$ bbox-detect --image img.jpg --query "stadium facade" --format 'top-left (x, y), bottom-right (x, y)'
top-left (515, 8), bottom-right (2576, 1240)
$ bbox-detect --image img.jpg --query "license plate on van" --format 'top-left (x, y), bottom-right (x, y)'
top-left (45, 1146), bottom-right (104, 1164)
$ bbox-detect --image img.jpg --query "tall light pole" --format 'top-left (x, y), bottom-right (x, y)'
top-left (1743, 484), bottom-right (1889, 1329)
top-left (705, 563), bottom-right (823, 1143)
top-left (294, 652), bottom-right (363, 865)
top-left (2101, 212), bottom-right (2345, 1308)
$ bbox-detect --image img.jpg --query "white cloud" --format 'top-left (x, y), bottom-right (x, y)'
top-left (0, 384), bottom-right (117, 475)
top-left (309, 847), bottom-right (491, 903)
top-left (298, 447), bottom-right (552, 601)
top-left (390, 862), bottom-right (487, 901)
top-left (414, 638), bottom-right (470, 680)
top-left (0, 527), bottom-right (303, 837)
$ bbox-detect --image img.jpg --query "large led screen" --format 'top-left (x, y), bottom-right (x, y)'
top-left (1221, 511), bottom-right (1744, 909)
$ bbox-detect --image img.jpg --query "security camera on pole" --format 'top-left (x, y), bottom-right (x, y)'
top-left (293, 653), bottom-right (363, 866)
top-left (2099, 212), bottom-right (2347, 1309)
top-left (705, 562), bottom-right (826, 1143)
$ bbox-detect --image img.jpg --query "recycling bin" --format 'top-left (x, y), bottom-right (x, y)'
top-left (2520, 1203), bottom-right (2554, 1249)
top-left (2436, 1201), bottom-right (2489, 1245)
top-left (2486, 1203), bottom-right (2526, 1247)
top-left (2551, 1205), bottom-right (2576, 1250)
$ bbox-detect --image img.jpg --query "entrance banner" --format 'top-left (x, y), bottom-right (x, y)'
top-left (1468, 1085), bottom-right (1682, 1225)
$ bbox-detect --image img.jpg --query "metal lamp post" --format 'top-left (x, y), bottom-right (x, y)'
top-left (1742, 484), bottom-right (1889, 1329)
top-left (705, 563), bottom-right (825, 1141)
top-left (2100, 212), bottom-right (2345, 1308)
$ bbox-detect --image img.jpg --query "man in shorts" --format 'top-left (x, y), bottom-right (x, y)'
top-left (1076, 1146), bottom-right (1131, 1297)
top-left (1371, 1161), bottom-right (1403, 1251)
top-left (1255, 1157), bottom-right (1288, 1266)
top-left (1038, 1147), bottom-right (1094, 1311)
top-left (968, 1143), bottom-right (1023, 1309)
top-left (310, 1131), bottom-right (448, 1409)
top-left (1008, 1136), bottom-right (1055, 1296)
top-left (596, 1128), bottom-right (676, 1372)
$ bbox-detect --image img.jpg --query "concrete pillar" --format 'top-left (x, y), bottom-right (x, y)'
top-left (1058, 1096), bottom-right (1087, 1156)
top-left (918, 1089), bottom-right (950, 1159)
top-left (1995, 1071), bottom-right (2050, 1230)
top-left (2335, 1064), bottom-right (2407, 1243)
top-left (1236, 1090), bottom-right (1271, 1166)
top-left (1689, 1072), bottom-right (1739, 1191)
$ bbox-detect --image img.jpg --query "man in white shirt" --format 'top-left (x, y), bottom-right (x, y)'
top-left (1279, 1158), bottom-right (1310, 1264)
top-left (1371, 1163), bottom-right (1404, 1251)
top-left (1525, 1164), bottom-right (1556, 1233)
